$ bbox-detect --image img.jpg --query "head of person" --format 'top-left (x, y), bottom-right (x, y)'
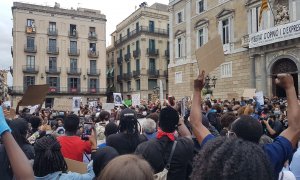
top-left (96, 111), bottom-right (110, 123)
top-left (142, 118), bottom-right (156, 134)
top-left (93, 146), bottom-right (119, 178)
top-left (146, 113), bottom-right (159, 124)
top-left (98, 154), bottom-right (153, 180)
top-left (159, 106), bottom-right (179, 133)
top-left (203, 101), bottom-right (212, 111)
top-left (7, 118), bottom-right (30, 146)
top-left (104, 122), bottom-right (118, 137)
top-left (56, 118), bottom-right (64, 127)
top-left (220, 112), bottom-right (236, 129)
top-left (230, 115), bottom-right (263, 143)
top-left (118, 108), bottom-right (139, 135)
top-left (29, 116), bottom-right (42, 133)
top-left (33, 135), bottom-right (67, 177)
top-left (63, 114), bottom-right (79, 134)
top-left (191, 137), bottom-right (274, 180)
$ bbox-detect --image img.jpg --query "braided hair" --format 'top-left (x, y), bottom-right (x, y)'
top-left (33, 135), bottom-right (68, 177)
top-left (191, 137), bottom-right (274, 180)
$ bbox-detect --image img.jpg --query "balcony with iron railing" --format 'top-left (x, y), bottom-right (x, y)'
top-left (47, 28), bottom-right (58, 36)
top-left (133, 49), bottom-right (140, 58)
top-left (87, 69), bottom-right (101, 76)
top-left (114, 26), bottom-right (168, 46)
top-left (69, 30), bottom-right (78, 38)
top-left (117, 75), bottom-right (123, 82)
top-left (88, 50), bottom-right (99, 58)
top-left (133, 70), bottom-right (141, 79)
top-left (47, 46), bottom-right (59, 55)
top-left (68, 48), bottom-right (80, 56)
top-left (88, 32), bottom-right (97, 41)
top-left (148, 69), bottom-right (159, 78)
top-left (67, 68), bottom-right (81, 75)
top-left (9, 86), bottom-right (106, 95)
top-left (24, 45), bottom-right (37, 53)
top-left (117, 56), bottom-right (123, 64)
top-left (147, 48), bottom-right (159, 56)
top-left (25, 25), bottom-right (36, 34)
top-left (124, 53), bottom-right (131, 62)
top-left (45, 67), bottom-right (61, 74)
top-left (22, 65), bottom-right (39, 74)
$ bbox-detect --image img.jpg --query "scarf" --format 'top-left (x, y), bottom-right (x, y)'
top-left (156, 128), bottom-right (175, 141)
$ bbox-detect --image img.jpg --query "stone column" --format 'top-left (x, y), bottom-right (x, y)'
top-left (250, 56), bottom-right (256, 88)
top-left (168, 6), bottom-right (174, 67)
top-left (185, 0), bottom-right (192, 61)
top-left (260, 54), bottom-right (267, 94)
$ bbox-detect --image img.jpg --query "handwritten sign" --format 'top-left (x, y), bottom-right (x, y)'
top-left (53, 98), bottom-right (73, 111)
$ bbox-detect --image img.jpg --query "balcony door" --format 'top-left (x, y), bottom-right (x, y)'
top-left (26, 56), bottom-right (35, 69)
top-left (27, 36), bottom-right (35, 49)
top-left (49, 39), bottom-right (57, 52)
top-left (149, 39), bottom-right (155, 51)
top-left (70, 59), bottom-right (77, 72)
top-left (149, 58), bottom-right (156, 73)
top-left (149, 21), bottom-right (155, 32)
top-left (70, 41), bottom-right (77, 53)
top-left (49, 57), bottom-right (57, 71)
top-left (90, 60), bottom-right (96, 74)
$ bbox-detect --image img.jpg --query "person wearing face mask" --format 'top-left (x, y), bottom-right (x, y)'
top-left (263, 114), bottom-right (284, 139)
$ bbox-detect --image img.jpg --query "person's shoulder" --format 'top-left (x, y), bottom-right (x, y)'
top-left (176, 137), bottom-right (194, 148)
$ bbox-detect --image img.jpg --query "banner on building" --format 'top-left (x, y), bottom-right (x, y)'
top-left (249, 20), bottom-right (300, 48)
top-left (113, 93), bottom-right (123, 106)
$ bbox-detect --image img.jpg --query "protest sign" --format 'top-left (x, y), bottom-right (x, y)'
top-left (255, 91), bottom-right (264, 105)
top-left (113, 93), bottom-right (123, 106)
top-left (53, 98), bottom-right (73, 111)
top-left (64, 158), bottom-right (86, 174)
top-left (103, 103), bottom-right (115, 113)
top-left (19, 84), bottom-right (49, 106)
top-left (29, 105), bottom-right (39, 114)
top-left (3, 101), bottom-right (11, 107)
top-left (242, 89), bottom-right (256, 99)
top-left (195, 35), bottom-right (225, 74)
top-left (88, 101), bottom-right (98, 108)
top-left (132, 93), bottom-right (141, 106)
top-left (72, 97), bottom-right (81, 112)
top-left (227, 93), bottom-right (238, 100)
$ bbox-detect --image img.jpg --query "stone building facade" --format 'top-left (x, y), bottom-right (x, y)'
top-left (168, 0), bottom-right (300, 100)
top-left (11, 2), bottom-right (107, 107)
top-left (107, 3), bottom-right (169, 101)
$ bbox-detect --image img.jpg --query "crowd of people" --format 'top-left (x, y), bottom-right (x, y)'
top-left (0, 70), bottom-right (300, 180)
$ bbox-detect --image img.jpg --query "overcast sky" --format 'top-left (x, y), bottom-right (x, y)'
top-left (0, 0), bottom-right (169, 85)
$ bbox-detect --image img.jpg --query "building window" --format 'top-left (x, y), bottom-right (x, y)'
top-left (89, 27), bottom-right (96, 35)
top-left (27, 36), bottom-right (35, 49)
top-left (149, 20), bottom-right (155, 32)
top-left (49, 57), bottom-right (57, 70)
top-left (89, 43), bottom-right (96, 53)
top-left (70, 24), bottom-right (76, 35)
top-left (70, 59), bottom-right (77, 71)
top-left (24, 76), bottom-right (35, 88)
top-left (69, 78), bottom-right (80, 90)
top-left (148, 79), bottom-right (157, 90)
top-left (70, 41), bottom-right (77, 53)
top-left (177, 11), bottom-right (184, 24)
top-left (47, 77), bottom-right (58, 87)
top-left (127, 28), bottom-right (130, 37)
top-left (89, 79), bottom-right (97, 89)
top-left (127, 62), bottom-right (131, 73)
top-left (175, 37), bottom-right (184, 58)
top-left (175, 72), bottom-right (182, 84)
top-left (119, 83), bottom-right (123, 92)
top-left (149, 39), bottom-right (155, 51)
top-left (127, 81), bottom-right (131, 92)
top-left (222, 19), bottom-right (230, 44)
top-left (27, 19), bottom-right (35, 27)
top-left (90, 60), bottom-right (97, 73)
top-left (136, 59), bottom-right (140, 72)
top-left (26, 55), bottom-right (35, 67)
top-left (196, 26), bottom-right (208, 48)
top-left (136, 22), bottom-right (139, 31)
top-left (119, 64), bottom-right (123, 75)
top-left (149, 58), bottom-right (156, 72)
top-left (221, 62), bottom-right (232, 78)
top-left (197, 0), bottom-right (206, 14)
top-left (49, 22), bottom-right (56, 32)
top-left (136, 79), bottom-right (140, 91)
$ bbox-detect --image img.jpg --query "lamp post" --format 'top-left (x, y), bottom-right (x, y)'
top-left (204, 75), bottom-right (217, 95)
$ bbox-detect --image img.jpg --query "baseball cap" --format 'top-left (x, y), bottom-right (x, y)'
top-left (120, 108), bottom-right (137, 120)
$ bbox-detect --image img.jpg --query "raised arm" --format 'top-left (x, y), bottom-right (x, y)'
top-left (190, 70), bottom-right (211, 144)
top-left (276, 74), bottom-right (300, 148)
top-left (0, 107), bottom-right (34, 179)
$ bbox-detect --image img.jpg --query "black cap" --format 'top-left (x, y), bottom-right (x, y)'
top-left (120, 108), bottom-right (137, 120)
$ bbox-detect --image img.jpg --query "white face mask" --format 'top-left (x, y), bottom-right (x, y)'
top-left (142, 111), bottom-right (147, 116)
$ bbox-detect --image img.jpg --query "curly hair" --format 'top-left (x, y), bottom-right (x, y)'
top-left (33, 135), bottom-right (68, 177)
top-left (191, 137), bottom-right (274, 180)
top-left (220, 112), bottom-right (236, 128)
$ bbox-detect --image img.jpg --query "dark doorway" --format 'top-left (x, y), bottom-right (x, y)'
top-left (271, 58), bottom-right (298, 97)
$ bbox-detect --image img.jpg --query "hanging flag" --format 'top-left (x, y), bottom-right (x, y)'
top-left (259, 0), bottom-right (269, 26)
